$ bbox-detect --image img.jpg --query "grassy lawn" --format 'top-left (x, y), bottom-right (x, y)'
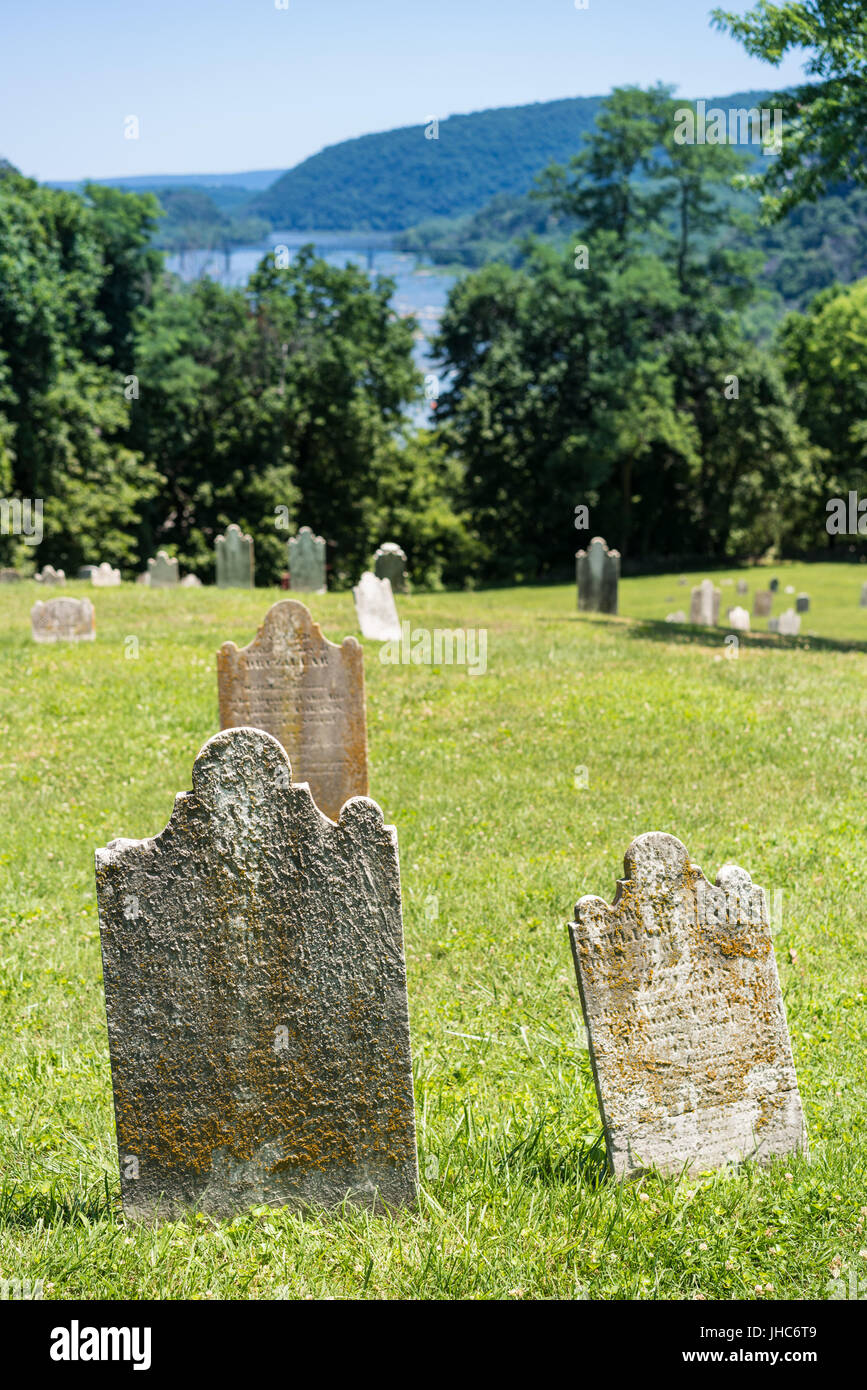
top-left (1, 565), bottom-right (865, 1300)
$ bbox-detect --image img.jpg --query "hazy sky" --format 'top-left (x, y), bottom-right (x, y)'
top-left (4, 0), bottom-right (810, 181)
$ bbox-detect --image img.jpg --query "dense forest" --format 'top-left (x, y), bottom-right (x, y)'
top-left (2, 6), bottom-right (867, 585)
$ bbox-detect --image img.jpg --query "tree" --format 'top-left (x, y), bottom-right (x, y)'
top-left (712, 0), bottom-right (867, 216)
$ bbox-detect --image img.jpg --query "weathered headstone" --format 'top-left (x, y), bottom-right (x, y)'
top-left (373, 542), bottom-right (408, 594)
top-left (35, 565), bottom-right (65, 585)
top-left (289, 526), bottom-right (327, 593)
top-left (77, 566), bottom-right (96, 581)
top-left (860, 581), bottom-right (867, 609)
top-left (31, 597), bottom-right (95, 643)
top-left (91, 562), bottom-right (121, 587)
top-left (665, 611), bottom-right (686, 624)
top-left (689, 579), bottom-right (720, 627)
top-left (147, 551), bottom-right (179, 588)
top-left (217, 600), bottom-right (368, 823)
top-left (576, 536), bottom-right (620, 615)
top-left (95, 726), bottom-right (418, 1222)
top-left (0, 569), bottom-right (22, 583)
top-left (736, 579), bottom-right (748, 596)
top-left (727, 606), bottom-right (750, 631)
top-left (353, 572), bottom-right (401, 642)
top-left (180, 573), bottom-right (202, 588)
top-left (768, 616), bottom-right (780, 633)
top-left (769, 577), bottom-right (779, 593)
top-left (569, 832), bottom-right (807, 1179)
top-left (215, 524), bottom-right (254, 589)
top-left (753, 590), bottom-right (773, 618)
top-left (777, 609), bottom-right (801, 636)
top-left (796, 594), bottom-right (809, 614)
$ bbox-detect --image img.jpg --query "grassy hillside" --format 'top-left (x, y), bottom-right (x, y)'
top-left (0, 566), bottom-right (864, 1298)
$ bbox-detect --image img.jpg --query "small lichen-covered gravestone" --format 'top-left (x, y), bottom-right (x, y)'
top-left (217, 599), bottom-right (368, 822)
top-left (147, 551), bottom-right (179, 588)
top-left (727, 606), bottom-right (750, 631)
top-left (31, 597), bottom-right (95, 643)
top-left (777, 609), bottom-right (801, 637)
top-left (753, 590), bottom-right (773, 618)
top-left (796, 594), bottom-right (809, 614)
top-left (288, 526), bottom-right (327, 593)
top-left (215, 524), bottom-right (255, 589)
top-left (736, 579), bottom-right (748, 596)
top-left (91, 562), bottom-right (121, 587)
top-left (35, 565), bottom-right (65, 585)
top-left (689, 579), bottom-right (721, 626)
top-left (95, 726), bottom-right (418, 1222)
top-left (576, 536), bottom-right (620, 614)
top-left (373, 542), bottom-right (408, 595)
top-left (569, 832), bottom-right (807, 1179)
top-left (353, 572), bottom-right (401, 642)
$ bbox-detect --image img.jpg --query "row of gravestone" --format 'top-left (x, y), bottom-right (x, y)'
top-left (215, 525), bottom-right (409, 594)
top-left (28, 575), bottom-right (404, 653)
top-left (95, 719), bottom-right (808, 1221)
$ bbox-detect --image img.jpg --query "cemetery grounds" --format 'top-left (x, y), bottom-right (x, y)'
top-left (0, 562), bottom-right (865, 1300)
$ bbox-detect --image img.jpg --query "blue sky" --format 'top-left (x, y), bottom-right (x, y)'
top-left (3, 0), bottom-right (810, 181)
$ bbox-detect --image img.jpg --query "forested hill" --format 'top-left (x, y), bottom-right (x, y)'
top-left (247, 90), bottom-right (774, 231)
top-left (248, 95), bottom-right (610, 230)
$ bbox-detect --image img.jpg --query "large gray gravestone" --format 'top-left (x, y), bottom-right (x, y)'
top-left (95, 727), bottom-right (418, 1222)
top-left (217, 600), bottom-right (368, 823)
top-left (288, 526), bottom-right (327, 594)
top-left (147, 551), bottom-right (179, 588)
top-left (727, 606), bottom-right (750, 631)
top-left (373, 542), bottom-right (408, 595)
top-left (777, 609), bottom-right (801, 636)
top-left (753, 590), bottom-right (773, 618)
top-left (576, 536), bottom-right (620, 614)
top-left (31, 597), bottom-right (95, 643)
top-left (215, 524), bottom-right (255, 589)
top-left (689, 580), bottom-right (721, 627)
top-left (569, 833), bottom-right (807, 1179)
top-left (353, 572), bottom-right (401, 642)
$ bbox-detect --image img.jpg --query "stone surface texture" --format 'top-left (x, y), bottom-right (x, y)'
top-left (95, 726), bottom-right (418, 1222)
top-left (569, 832), bottom-right (807, 1179)
top-left (353, 572), bottom-right (401, 642)
top-left (31, 596), bottom-right (95, 643)
top-left (217, 600), bottom-right (368, 823)
top-left (576, 536), bottom-right (620, 614)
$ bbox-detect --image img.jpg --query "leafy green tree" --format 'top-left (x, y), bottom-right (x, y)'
top-left (712, 0), bottom-right (867, 216)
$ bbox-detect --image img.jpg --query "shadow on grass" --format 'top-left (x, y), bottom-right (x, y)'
top-left (553, 611), bottom-right (867, 655)
top-left (0, 1176), bottom-right (117, 1229)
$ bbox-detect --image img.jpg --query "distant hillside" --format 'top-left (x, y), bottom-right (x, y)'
top-left (247, 90), bottom-right (780, 232)
top-left (48, 169), bottom-right (285, 195)
top-left (247, 96), bottom-right (610, 230)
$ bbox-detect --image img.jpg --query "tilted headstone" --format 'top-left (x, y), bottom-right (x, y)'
top-left (569, 832), bottom-right (807, 1179)
top-left (665, 611), bottom-right (686, 624)
top-left (769, 577), bottom-right (779, 592)
top-left (576, 536), bottom-right (620, 615)
top-left (353, 572), bottom-right (401, 642)
top-left (689, 579), bottom-right (720, 627)
top-left (91, 562), bottom-right (121, 587)
top-left (147, 551), bottom-right (179, 588)
top-left (777, 609), bottom-right (801, 637)
top-left (215, 524), bottom-right (254, 589)
top-left (31, 597), bottom-right (95, 643)
top-left (736, 579), bottom-right (748, 596)
top-left (753, 590), bottom-right (773, 618)
top-left (727, 606), bottom-right (750, 631)
top-left (35, 565), bottom-right (65, 585)
top-left (796, 594), bottom-right (809, 614)
top-left (95, 726), bottom-right (418, 1222)
top-left (373, 542), bottom-right (408, 595)
top-left (289, 526), bottom-right (327, 593)
top-left (217, 600), bottom-right (368, 823)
